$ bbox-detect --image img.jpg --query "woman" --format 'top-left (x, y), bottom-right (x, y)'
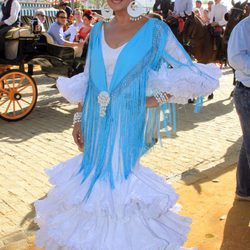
top-left (34, 0), bottom-right (220, 249)
top-left (202, 9), bottom-right (210, 25)
top-left (77, 9), bottom-right (94, 41)
top-left (64, 8), bottom-right (84, 42)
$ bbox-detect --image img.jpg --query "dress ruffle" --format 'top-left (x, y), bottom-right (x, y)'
top-left (148, 63), bottom-right (221, 104)
top-left (56, 73), bottom-right (88, 104)
top-left (34, 155), bottom-right (196, 250)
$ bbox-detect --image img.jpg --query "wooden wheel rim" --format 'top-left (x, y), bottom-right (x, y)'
top-left (0, 71), bottom-right (37, 120)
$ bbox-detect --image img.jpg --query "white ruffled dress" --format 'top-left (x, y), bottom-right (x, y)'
top-left (34, 25), bottom-right (221, 250)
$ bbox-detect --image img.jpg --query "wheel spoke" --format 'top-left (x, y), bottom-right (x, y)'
top-left (17, 84), bottom-right (30, 93)
top-left (13, 100), bottom-right (16, 116)
top-left (14, 75), bottom-right (25, 90)
top-left (3, 78), bottom-right (11, 90)
top-left (0, 98), bottom-right (9, 107)
top-left (0, 88), bottom-right (9, 94)
top-left (20, 98), bottom-right (31, 105)
top-left (3, 99), bottom-right (12, 114)
top-left (12, 74), bottom-right (16, 88)
top-left (16, 100), bottom-right (23, 111)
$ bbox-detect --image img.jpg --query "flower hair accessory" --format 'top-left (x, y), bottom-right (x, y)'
top-left (84, 9), bottom-right (92, 15)
top-left (98, 91), bottom-right (110, 117)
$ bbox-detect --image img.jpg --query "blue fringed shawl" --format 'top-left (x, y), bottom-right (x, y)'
top-left (77, 19), bottom-right (184, 199)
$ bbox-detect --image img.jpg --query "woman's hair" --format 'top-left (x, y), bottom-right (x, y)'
top-left (147, 12), bottom-right (163, 20)
top-left (73, 8), bottom-right (83, 16)
top-left (56, 10), bottom-right (67, 18)
top-left (35, 9), bottom-right (45, 17)
top-left (83, 9), bottom-right (93, 20)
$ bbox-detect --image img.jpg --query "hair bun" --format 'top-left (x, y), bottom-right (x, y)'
top-left (84, 9), bottom-right (92, 16)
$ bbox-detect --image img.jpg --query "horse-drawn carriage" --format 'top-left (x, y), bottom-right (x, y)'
top-left (0, 24), bottom-right (85, 121)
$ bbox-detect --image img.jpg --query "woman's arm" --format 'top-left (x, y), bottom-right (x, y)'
top-left (72, 103), bottom-right (84, 151)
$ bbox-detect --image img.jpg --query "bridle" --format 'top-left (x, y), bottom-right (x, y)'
top-left (183, 16), bottom-right (205, 47)
top-left (231, 7), bottom-right (245, 12)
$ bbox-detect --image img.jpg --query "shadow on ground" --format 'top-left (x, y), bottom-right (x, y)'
top-left (220, 200), bottom-right (250, 250)
top-left (179, 136), bottom-right (242, 194)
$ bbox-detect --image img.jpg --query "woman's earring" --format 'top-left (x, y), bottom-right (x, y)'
top-left (127, 1), bottom-right (145, 21)
top-left (101, 6), bottom-right (113, 22)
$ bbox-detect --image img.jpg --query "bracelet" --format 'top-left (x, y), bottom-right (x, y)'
top-left (73, 112), bottom-right (82, 125)
top-left (153, 89), bottom-right (170, 104)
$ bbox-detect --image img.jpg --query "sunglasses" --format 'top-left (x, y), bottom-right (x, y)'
top-left (58, 16), bottom-right (67, 19)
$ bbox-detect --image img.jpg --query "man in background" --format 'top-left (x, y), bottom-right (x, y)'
top-left (228, 15), bottom-right (250, 201)
top-left (172, 0), bottom-right (193, 17)
top-left (59, 1), bottom-right (73, 19)
top-left (35, 9), bottom-right (46, 32)
top-left (153, 0), bottom-right (171, 19)
top-left (0, 0), bottom-right (21, 57)
top-left (48, 10), bottom-right (84, 56)
top-left (195, 0), bottom-right (204, 16)
top-left (209, 0), bottom-right (227, 50)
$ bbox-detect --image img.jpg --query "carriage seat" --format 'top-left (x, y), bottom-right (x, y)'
top-left (42, 32), bottom-right (82, 58)
top-left (4, 27), bottom-right (35, 40)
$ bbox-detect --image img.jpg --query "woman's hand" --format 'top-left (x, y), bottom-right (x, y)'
top-left (146, 96), bottom-right (159, 108)
top-left (72, 122), bottom-right (84, 151)
top-left (146, 93), bottom-right (172, 108)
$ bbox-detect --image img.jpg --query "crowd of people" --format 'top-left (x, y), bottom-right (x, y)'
top-left (0, 0), bottom-right (103, 58)
top-left (0, 0), bottom-right (247, 58)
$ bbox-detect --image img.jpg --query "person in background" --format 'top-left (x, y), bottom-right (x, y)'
top-left (209, 0), bottom-right (227, 27)
top-left (170, 0), bottom-right (192, 35)
top-left (153, 0), bottom-right (171, 19)
top-left (77, 10), bottom-right (93, 42)
top-left (207, 0), bottom-right (214, 20)
top-left (64, 8), bottom-right (84, 42)
top-left (202, 9), bottom-right (210, 25)
top-left (208, 0), bottom-right (214, 12)
top-left (48, 10), bottom-right (84, 54)
top-left (228, 15), bottom-right (250, 202)
top-left (172, 0), bottom-right (193, 17)
top-left (0, 0), bottom-right (21, 57)
top-left (59, 1), bottom-right (73, 19)
top-left (193, 8), bottom-right (201, 18)
top-left (209, 0), bottom-right (227, 50)
top-left (91, 11), bottom-right (105, 22)
top-left (195, 0), bottom-right (204, 16)
top-left (245, 2), bottom-right (250, 16)
top-left (35, 9), bottom-right (46, 32)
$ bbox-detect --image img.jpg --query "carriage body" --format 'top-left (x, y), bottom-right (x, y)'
top-left (0, 24), bottom-right (85, 121)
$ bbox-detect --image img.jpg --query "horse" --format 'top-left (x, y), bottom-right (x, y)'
top-left (182, 12), bottom-right (226, 100)
top-left (182, 12), bottom-right (225, 64)
top-left (165, 15), bottom-right (191, 55)
top-left (223, 0), bottom-right (248, 47)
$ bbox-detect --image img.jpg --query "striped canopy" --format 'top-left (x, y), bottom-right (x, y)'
top-left (20, 3), bottom-right (58, 17)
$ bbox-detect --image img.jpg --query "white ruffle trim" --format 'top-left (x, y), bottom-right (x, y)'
top-left (34, 155), bottom-right (197, 250)
top-left (148, 63), bottom-right (221, 104)
top-left (56, 73), bottom-right (88, 104)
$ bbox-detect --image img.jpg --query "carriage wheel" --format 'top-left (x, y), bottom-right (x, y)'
top-left (0, 69), bottom-right (37, 121)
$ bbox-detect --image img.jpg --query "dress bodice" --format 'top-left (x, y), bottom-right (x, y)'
top-left (101, 25), bottom-right (126, 88)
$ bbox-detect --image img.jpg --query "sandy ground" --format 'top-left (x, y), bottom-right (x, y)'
top-left (178, 165), bottom-right (250, 250)
top-left (4, 164), bottom-right (249, 250)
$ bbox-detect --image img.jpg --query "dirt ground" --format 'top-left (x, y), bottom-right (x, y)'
top-left (178, 165), bottom-right (250, 250)
top-left (2, 165), bottom-right (250, 250)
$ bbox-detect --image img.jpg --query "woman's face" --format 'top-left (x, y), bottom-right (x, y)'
top-left (204, 10), bottom-right (208, 18)
top-left (83, 16), bottom-right (91, 25)
top-left (107, 0), bottom-right (131, 12)
top-left (74, 11), bottom-right (83, 22)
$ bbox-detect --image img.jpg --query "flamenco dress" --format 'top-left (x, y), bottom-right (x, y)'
top-left (34, 19), bottom-right (221, 250)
